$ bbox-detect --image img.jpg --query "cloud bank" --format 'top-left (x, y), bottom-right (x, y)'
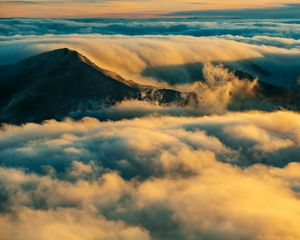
top-left (1, 18), bottom-right (299, 38)
top-left (1, 34), bottom-right (300, 90)
top-left (0, 111), bottom-right (300, 239)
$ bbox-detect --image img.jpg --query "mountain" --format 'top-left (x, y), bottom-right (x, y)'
top-left (143, 60), bottom-right (300, 90)
top-left (142, 61), bottom-right (300, 110)
top-left (0, 48), bottom-right (299, 124)
top-left (0, 48), bottom-right (197, 124)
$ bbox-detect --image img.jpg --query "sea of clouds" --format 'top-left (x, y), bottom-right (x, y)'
top-left (1, 18), bottom-right (300, 240)
top-left (1, 18), bottom-right (300, 38)
top-left (1, 111), bottom-right (300, 239)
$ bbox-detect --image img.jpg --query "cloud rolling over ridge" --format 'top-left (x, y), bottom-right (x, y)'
top-left (1, 33), bottom-right (300, 91)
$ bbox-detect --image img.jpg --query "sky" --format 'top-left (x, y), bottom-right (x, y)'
top-left (1, 0), bottom-right (300, 18)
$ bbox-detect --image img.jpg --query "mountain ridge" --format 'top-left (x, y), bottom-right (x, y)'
top-left (0, 48), bottom-right (197, 124)
top-left (1, 48), bottom-right (299, 124)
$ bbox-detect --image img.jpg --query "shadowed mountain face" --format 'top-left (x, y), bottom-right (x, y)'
top-left (0, 48), bottom-right (299, 124)
top-left (142, 59), bottom-right (300, 90)
top-left (142, 61), bottom-right (300, 111)
top-left (0, 48), bottom-right (197, 124)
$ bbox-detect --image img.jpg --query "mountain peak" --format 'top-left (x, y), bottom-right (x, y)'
top-left (0, 48), bottom-right (196, 123)
top-left (43, 48), bottom-right (88, 61)
top-left (22, 47), bottom-right (85, 64)
top-left (39, 47), bottom-right (78, 56)
top-left (54, 47), bottom-right (75, 53)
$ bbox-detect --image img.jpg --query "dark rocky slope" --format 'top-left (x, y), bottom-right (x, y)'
top-left (0, 48), bottom-right (197, 124)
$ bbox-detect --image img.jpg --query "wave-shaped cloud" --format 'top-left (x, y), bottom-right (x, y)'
top-left (0, 111), bottom-right (300, 239)
top-left (1, 34), bottom-right (300, 90)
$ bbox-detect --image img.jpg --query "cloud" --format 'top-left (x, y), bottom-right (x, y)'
top-left (0, 207), bottom-right (151, 240)
top-left (1, 33), bottom-right (300, 120)
top-left (1, 33), bottom-right (299, 119)
top-left (66, 62), bottom-right (259, 118)
top-left (0, 111), bottom-right (300, 239)
top-left (1, 111), bottom-right (300, 173)
top-left (0, 18), bottom-right (299, 39)
top-left (169, 3), bottom-right (300, 19)
top-left (192, 63), bottom-right (258, 113)
top-left (1, 12), bottom-right (300, 240)
top-left (223, 35), bottom-right (300, 49)
top-left (1, 34), bottom-right (300, 90)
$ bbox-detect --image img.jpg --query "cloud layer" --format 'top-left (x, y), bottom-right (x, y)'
top-left (0, 111), bottom-right (300, 239)
top-left (1, 33), bottom-right (300, 91)
top-left (1, 18), bottom-right (300, 38)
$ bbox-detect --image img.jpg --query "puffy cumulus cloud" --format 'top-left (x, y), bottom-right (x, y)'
top-left (0, 208), bottom-right (150, 240)
top-left (224, 124), bottom-right (295, 152)
top-left (0, 168), bottom-right (151, 239)
top-left (1, 34), bottom-right (300, 90)
top-left (1, 111), bottom-right (300, 175)
top-left (2, 163), bottom-right (300, 240)
top-left (192, 63), bottom-right (258, 113)
top-left (1, 111), bottom-right (300, 239)
top-left (133, 163), bottom-right (300, 239)
top-left (0, 116), bottom-right (232, 177)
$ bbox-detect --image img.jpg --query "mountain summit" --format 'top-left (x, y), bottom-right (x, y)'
top-left (0, 48), bottom-right (197, 123)
top-left (1, 48), bottom-right (299, 124)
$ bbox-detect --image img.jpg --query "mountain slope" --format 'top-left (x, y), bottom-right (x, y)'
top-left (1, 48), bottom-right (299, 124)
top-left (0, 48), bottom-right (197, 124)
